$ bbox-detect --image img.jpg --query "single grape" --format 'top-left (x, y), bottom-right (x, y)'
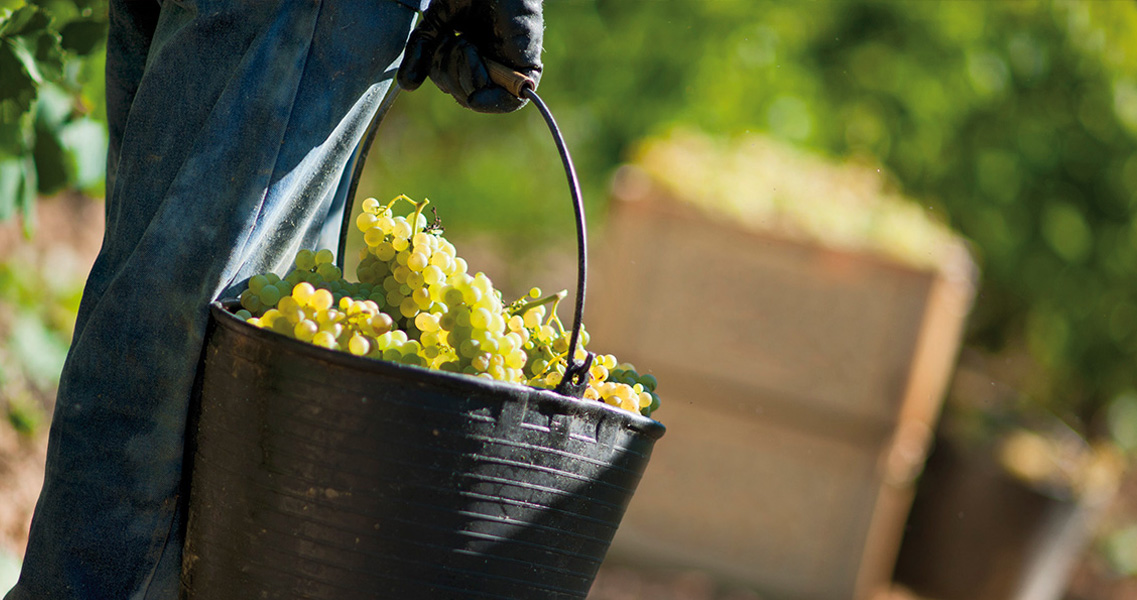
top-left (392, 218), bottom-right (413, 240)
top-left (361, 197), bottom-right (381, 214)
top-left (356, 212), bottom-right (378, 232)
top-left (311, 288), bottom-right (334, 312)
top-left (292, 282), bottom-right (315, 306)
top-left (259, 283), bottom-right (282, 307)
top-left (364, 228), bottom-right (386, 247)
top-left (312, 331), bottom-right (337, 349)
top-left (348, 334), bottom-right (370, 356)
top-left (294, 250), bottom-right (317, 271)
top-left (294, 319), bottom-right (318, 341)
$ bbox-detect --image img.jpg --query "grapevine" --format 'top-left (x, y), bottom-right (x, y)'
top-left (234, 195), bottom-right (660, 417)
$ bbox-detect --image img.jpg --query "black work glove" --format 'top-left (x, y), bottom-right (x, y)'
top-left (397, 0), bottom-right (543, 113)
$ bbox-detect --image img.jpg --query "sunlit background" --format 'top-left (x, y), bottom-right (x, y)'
top-left (3, 1), bottom-right (1137, 598)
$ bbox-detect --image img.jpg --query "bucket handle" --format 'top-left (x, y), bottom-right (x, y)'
top-left (336, 63), bottom-right (594, 399)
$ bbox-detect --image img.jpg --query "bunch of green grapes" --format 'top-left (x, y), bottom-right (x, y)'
top-left (234, 195), bottom-right (660, 417)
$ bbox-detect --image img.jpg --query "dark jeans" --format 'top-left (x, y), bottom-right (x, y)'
top-left (6, 1), bottom-right (420, 597)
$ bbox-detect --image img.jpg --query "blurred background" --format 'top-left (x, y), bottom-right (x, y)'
top-left (3, 0), bottom-right (1137, 598)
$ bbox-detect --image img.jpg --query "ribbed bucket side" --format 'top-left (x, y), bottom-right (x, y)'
top-left (181, 304), bottom-right (664, 600)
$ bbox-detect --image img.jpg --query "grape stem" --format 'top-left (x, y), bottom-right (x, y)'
top-left (411, 198), bottom-right (430, 232)
top-left (509, 290), bottom-right (567, 317)
top-left (528, 347), bottom-right (572, 382)
top-left (384, 194), bottom-right (430, 227)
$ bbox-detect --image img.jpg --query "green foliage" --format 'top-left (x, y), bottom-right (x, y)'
top-left (0, 0), bottom-right (108, 221)
top-left (372, 0), bottom-right (1137, 436)
top-left (772, 1), bottom-right (1137, 431)
top-left (0, 241), bottom-right (84, 435)
top-left (5, 393), bottom-right (43, 435)
top-left (1104, 524), bottom-right (1137, 576)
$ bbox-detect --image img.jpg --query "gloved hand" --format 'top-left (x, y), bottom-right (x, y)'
top-left (397, 0), bottom-right (543, 113)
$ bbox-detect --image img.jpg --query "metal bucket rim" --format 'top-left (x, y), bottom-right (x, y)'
top-left (209, 301), bottom-right (666, 440)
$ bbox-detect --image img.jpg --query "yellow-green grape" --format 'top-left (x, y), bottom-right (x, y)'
top-left (348, 333), bottom-right (370, 356)
top-left (399, 297), bottom-right (418, 319)
top-left (310, 288), bottom-right (334, 312)
top-left (523, 304), bottom-right (546, 329)
top-left (277, 296), bottom-right (303, 324)
top-left (294, 319), bottom-right (318, 342)
top-left (361, 197), bottom-right (381, 214)
top-left (248, 274), bottom-right (269, 294)
top-left (316, 262), bottom-right (341, 281)
top-left (357, 212), bottom-right (378, 232)
top-left (375, 215), bottom-right (395, 236)
top-left (313, 330), bottom-right (338, 349)
top-left (271, 316), bottom-right (293, 337)
top-left (259, 283), bottom-right (282, 308)
top-left (292, 282), bottom-right (315, 305)
top-left (370, 313), bottom-right (394, 334)
top-left (408, 255), bottom-right (429, 275)
top-left (412, 232), bottom-right (432, 249)
top-left (391, 218), bottom-right (412, 240)
top-left (365, 228), bottom-right (386, 248)
top-left (294, 249), bottom-right (317, 271)
top-left (239, 289), bottom-right (263, 314)
top-left (415, 312), bottom-right (440, 333)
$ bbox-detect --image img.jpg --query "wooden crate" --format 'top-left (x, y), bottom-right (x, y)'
top-left (589, 174), bottom-right (977, 600)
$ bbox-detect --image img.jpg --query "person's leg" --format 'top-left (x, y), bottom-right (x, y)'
top-left (103, 0), bottom-right (161, 201)
top-left (7, 2), bottom-right (416, 598)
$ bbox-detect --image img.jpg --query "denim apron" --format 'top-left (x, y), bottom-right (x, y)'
top-left (6, 1), bottom-right (427, 597)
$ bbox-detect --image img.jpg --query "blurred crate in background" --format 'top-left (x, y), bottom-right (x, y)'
top-left (588, 134), bottom-right (977, 600)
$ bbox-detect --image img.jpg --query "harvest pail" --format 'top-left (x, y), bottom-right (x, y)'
top-left (180, 301), bottom-right (665, 599)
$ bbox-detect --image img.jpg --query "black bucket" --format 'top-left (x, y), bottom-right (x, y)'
top-left (181, 71), bottom-right (664, 599)
top-left (181, 303), bottom-right (664, 599)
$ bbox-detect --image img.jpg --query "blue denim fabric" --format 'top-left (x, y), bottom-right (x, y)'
top-left (6, 1), bottom-right (417, 598)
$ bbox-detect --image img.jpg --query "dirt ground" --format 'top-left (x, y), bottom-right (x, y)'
top-left (0, 425), bottom-right (46, 560)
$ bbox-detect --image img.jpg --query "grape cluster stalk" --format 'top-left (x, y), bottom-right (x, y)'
top-left (234, 195), bottom-right (660, 417)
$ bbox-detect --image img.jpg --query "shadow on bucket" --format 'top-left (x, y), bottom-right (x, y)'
top-left (180, 303), bottom-right (666, 600)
